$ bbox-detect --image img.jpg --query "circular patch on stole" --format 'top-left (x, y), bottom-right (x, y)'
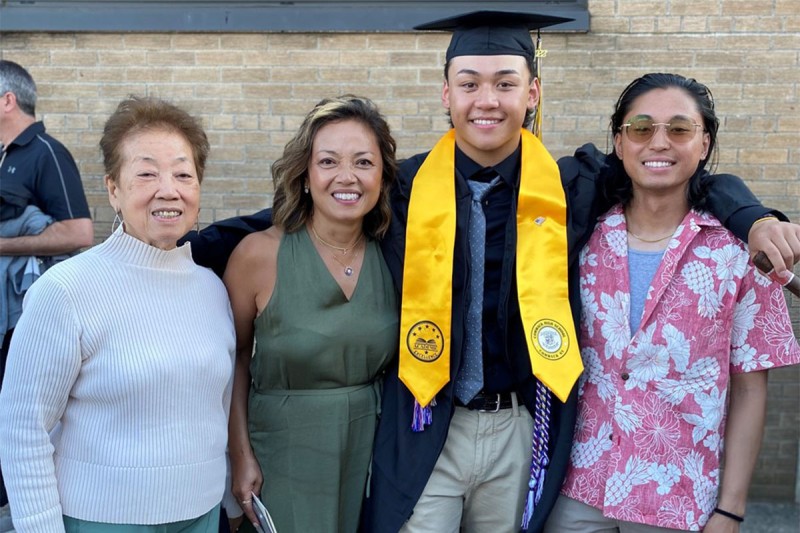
top-left (406, 321), bottom-right (444, 362)
top-left (531, 319), bottom-right (570, 361)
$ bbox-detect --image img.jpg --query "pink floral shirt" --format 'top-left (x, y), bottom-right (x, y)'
top-left (560, 205), bottom-right (800, 530)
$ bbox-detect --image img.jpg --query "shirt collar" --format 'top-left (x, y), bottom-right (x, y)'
top-left (8, 122), bottom-right (45, 149)
top-left (455, 143), bottom-right (521, 188)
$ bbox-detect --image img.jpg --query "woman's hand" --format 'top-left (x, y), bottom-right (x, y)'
top-left (230, 452), bottom-right (264, 529)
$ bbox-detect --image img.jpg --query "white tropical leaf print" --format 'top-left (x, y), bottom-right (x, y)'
top-left (581, 286), bottom-right (600, 338)
top-left (599, 291), bottom-right (630, 360)
top-left (693, 245), bottom-right (712, 260)
top-left (604, 456), bottom-right (651, 506)
top-left (662, 323), bottom-right (691, 372)
top-left (657, 495), bottom-right (694, 529)
top-left (731, 344), bottom-right (774, 372)
top-left (606, 213), bottom-right (625, 227)
top-left (647, 462), bottom-right (681, 495)
top-left (682, 386), bottom-right (726, 448)
top-left (730, 287), bottom-right (759, 347)
top-left (626, 339), bottom-right (670, 391)
top-left (614, 398), bottom-right (641, 435)
top-left (656, 357), bottom-right (720, 405)
top-left (681, 261), bottom-right (721, 318)
top-left (579, 246), bottom-right (598, 268)
top-left (606, 229), bottom-right (628, 257)
top-left (571, 421), bottom-right (614, 468)
top-left (581, 347), bottom-right (615, 401)
top-left (754, 288), bottom-right (798, 357)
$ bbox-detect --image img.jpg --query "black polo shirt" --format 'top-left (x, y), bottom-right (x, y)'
top-left (455, 145), bottom-right (521, 394)
top-left (0, 122), bottom-right (90, 222)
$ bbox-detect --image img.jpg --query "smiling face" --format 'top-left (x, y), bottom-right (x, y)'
top-left (306, 119), bottom-right (382, 228)
top-left (106, 128), bottom-right (200, 250)
top-left (443, 54), bottom-right (538, 167)
top-left (614, 87), bottom-right (710, 203)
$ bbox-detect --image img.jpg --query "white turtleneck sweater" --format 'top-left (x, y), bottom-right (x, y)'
top-left (0, 227), bottom-right (236, 533)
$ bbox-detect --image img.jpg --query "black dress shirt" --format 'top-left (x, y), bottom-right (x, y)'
top-left (455, 146), bottom-right (521, 394)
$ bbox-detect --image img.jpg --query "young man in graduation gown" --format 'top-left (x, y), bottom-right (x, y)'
top-left (183, 10), bottom-right (800, 532)
top-left (359, 12), bottom-right (800, 533)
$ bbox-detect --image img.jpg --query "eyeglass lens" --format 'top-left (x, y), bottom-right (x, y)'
top-left (624, 115), bottom-right (700, 143)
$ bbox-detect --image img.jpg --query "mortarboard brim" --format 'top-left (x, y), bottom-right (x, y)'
top-left (414, 10), bottom-right (573, 62)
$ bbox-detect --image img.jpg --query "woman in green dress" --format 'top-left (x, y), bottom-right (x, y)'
top-left (224, 96), bottom-right (399, 533)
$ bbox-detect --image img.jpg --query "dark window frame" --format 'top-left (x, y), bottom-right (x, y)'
top-left (0, 1), bottom-right (589, 32)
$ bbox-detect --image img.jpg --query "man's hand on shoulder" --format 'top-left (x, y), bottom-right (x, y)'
top-left (747, 217), bottom-right (800, 274)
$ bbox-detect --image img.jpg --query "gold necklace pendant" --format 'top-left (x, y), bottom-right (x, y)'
top-left (329, 245), bottom-right (361, 277)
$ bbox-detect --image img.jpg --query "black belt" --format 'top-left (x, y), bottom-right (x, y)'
top-left (455, 391), bottom-right (514, 412)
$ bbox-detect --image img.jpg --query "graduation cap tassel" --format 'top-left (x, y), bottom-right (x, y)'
top-left (533, 30), bottom-right (544, 140)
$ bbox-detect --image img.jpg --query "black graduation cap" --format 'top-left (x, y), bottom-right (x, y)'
top-left (414, 10), bottom-right (573, 62)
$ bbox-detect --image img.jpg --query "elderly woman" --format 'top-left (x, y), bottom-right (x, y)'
top-left (0, 97), bottom-right (235, 533)
top-left (224, 95), bottom-right (398, 533)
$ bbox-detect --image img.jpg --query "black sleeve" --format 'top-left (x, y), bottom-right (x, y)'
top-left (705, 173), bottom-right (788, 243)
top-left (558, 143), bottom-right (608, 245)
top-left (182, 208), bottom-right (273, 277)
top-left (35, 142), bottom-right (91, 221)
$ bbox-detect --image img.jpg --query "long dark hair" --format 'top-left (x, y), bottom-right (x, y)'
top-left (604, 73), bottom-right (719, 209)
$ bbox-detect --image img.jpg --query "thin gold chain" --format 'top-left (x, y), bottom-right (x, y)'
top-left (310, 224), bottom-right (363, 255)
top-left (626, 228), bottom-right (674, 243)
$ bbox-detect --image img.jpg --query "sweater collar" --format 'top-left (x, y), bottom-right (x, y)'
top-left (97, 225), bottom-right (196, 272)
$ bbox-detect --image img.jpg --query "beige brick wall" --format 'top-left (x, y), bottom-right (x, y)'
top-left (2, 0), bottom-right (798, 502)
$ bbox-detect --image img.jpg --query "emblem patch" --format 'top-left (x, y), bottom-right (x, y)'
top-left (531, 319), bottom-right (569, 361)
top-left (406, 321), bottom-right (444, 362)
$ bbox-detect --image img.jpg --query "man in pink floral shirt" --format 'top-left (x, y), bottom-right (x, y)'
top-left (546, 73), bottom-right (800, 533)
top-left (560, 206), bottom-right (800, 530)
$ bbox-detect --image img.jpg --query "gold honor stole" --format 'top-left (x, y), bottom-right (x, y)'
top-left (398, 129), bottom-right (583, 408)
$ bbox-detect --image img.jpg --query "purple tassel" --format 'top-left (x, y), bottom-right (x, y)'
top-left (535, 454), bottom-right (549, 502)
top-left (411, 398), bottom-right (436, 432)
top-left (521, 382), bottom-right (552, 530)
top-left (521, 478), bottom-right (536, 527)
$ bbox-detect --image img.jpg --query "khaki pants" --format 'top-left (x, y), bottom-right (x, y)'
top-left (400, 393), bottom-right (533, 533)
top-left (544, 495), bottom-right (686, 533)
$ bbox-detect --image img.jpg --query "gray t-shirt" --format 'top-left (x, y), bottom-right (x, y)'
top-left (628, 248), bottom-right (665, 333)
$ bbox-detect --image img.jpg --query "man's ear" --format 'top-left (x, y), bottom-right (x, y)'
top-left (442, 80), bottom-right (451, 110)
top-left (528, 77), bottom-right (541, 111)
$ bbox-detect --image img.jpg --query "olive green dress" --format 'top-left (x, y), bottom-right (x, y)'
top-left (246, 228), bottom-right (398, 533)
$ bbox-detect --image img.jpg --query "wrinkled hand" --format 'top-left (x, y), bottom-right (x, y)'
top-left (748, 219), bottom-right (800, 274)
top-left (230, 453), bottom-right (264, 529)
top-left (702, 512), bottom-right (740, 533)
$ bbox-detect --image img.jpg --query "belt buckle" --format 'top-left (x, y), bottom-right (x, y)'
top-left (480, 393), bottom-right (502, 413)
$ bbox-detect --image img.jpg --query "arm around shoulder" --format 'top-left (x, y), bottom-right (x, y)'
top-left (705, 172), bottom-right (800, 273)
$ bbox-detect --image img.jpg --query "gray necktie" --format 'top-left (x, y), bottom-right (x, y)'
top-left (455, 177), bottom-right (499, 404)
